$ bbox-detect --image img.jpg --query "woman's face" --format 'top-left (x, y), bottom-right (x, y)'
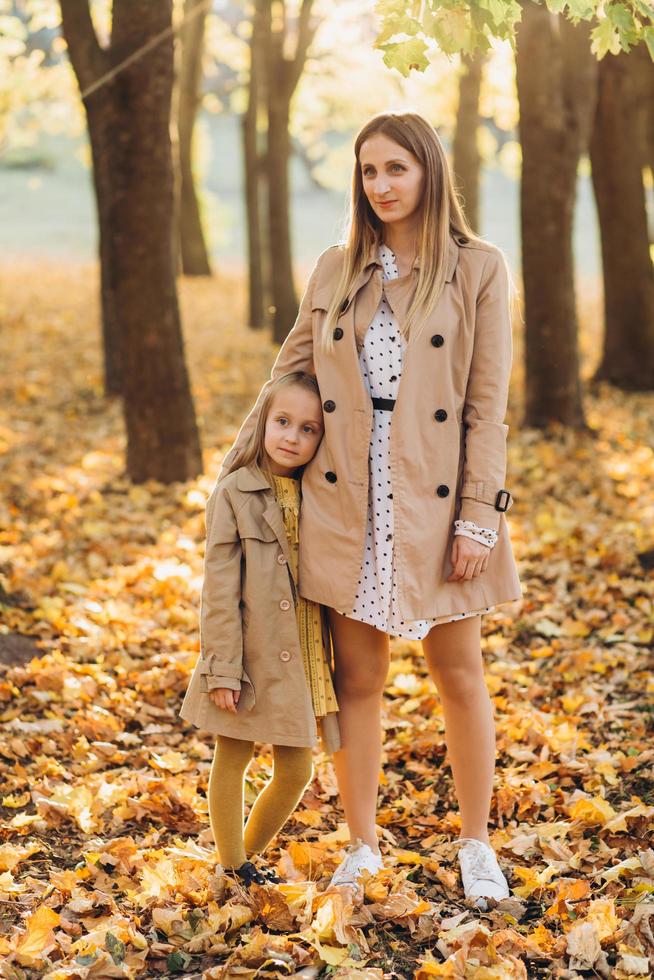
top-left (264, 386), bottom-right (324, 476)
top-left (359, 133), bottom-right (424, 227)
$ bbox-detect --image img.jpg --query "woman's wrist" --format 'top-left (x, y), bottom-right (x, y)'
top-left (453, 519), bottom-right (497, 550)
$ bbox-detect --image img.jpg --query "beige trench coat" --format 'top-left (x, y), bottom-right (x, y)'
top-left (219, 234), bottom-right (522, 621)
top-left (179, 463), bottom-right (330, 748)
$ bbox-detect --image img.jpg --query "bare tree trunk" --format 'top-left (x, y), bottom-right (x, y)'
top-left (633, 44), bottom-right (654, 185)
top-left (87, 86), bottom-right (123, 395)
top-left (56, 4), bottom-right (121, 395)
top-left (61, 0), bottom-right (202, 482)
top-left (267, 92), bottom-right (297, 343)
top-left (590, 47), bottom-right (654, 390)
top-left (263, 0), bottom-right (316, 344)
top-left (515, 2), bottom-right (597, 429)
top-left (178, 0), bottom-right (211, 276)
top-left (452, 50), bottom-right (485, 232)
top-left (243, 0), bottom-right (267, 328)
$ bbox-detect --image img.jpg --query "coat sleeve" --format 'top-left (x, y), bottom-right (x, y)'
top-left (459, 248), bottom-right (514, 531)
top-left (197, 485), bottom-right (244, 688)
top-left (217, 258), bottom-right (322, 481)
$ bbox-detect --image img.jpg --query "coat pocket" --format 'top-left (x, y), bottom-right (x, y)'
top-left (239, 668), bottom-right (256, 711)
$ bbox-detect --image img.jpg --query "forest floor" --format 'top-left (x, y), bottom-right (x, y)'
top-left (0, 261), bottom-right (653, 979)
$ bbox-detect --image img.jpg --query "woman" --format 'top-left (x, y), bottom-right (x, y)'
top-left (218, 112), bottom-right (522, 908)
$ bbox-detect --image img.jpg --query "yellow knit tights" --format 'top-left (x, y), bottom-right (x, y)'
top-left (208, 735), bottom-right (313, 869)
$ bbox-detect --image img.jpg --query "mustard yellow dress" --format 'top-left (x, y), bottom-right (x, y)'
top-left (271, 474), bottom-right (340, 753)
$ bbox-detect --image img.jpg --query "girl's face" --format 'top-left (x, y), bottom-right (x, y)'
top-left (359, 132), bottom-right (424, 228)
top-left (264, 386), bottom-right (324, 476)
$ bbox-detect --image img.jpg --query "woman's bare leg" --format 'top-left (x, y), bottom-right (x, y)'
top-left (328, 610), bottom-right (390, 852)
top-left (422, 615), bottom-right (495, 843)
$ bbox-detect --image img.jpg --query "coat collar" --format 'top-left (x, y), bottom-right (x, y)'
top-left (235, 461), bottom-right (272, 493)
top-left (362, 233), bottom-right (460, 283)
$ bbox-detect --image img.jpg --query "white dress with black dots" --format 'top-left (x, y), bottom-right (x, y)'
top-left (341, 243), bottom-right (495, 640)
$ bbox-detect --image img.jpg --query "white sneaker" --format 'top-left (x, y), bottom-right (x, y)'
top-left (456, 837), bottom-right (510, 909)
top-left (329, 839), bottom-right (383, 889)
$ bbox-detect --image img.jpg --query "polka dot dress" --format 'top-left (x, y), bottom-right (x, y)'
top-left (341, 243), bottom-right (494, 640)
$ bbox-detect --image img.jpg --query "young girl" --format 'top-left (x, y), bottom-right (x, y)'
top-left (179, 371), bottom-right (339, 886)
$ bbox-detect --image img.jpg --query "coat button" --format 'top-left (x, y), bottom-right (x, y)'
top-left (434, 409), bottom-right (448, 422)
top-left (279, 650), bottom-right (291, 662)
top-left (333, 327), bottom-right (344, 341)
top-left (431, 334), bottom-right (444, 347)
top-left (323, 399), bottom-right (336, 412)
top-left (436, 484), bottom-right (450, 498)
top-left (325, 471), bottom-right (337, 483)
top-left (277, 553), bottom-right (287, 564)
top-left (279, 599), bottom-right (291, 611)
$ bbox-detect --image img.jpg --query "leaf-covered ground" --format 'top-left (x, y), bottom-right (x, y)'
top-left (0, 261), bottom-right (653, 979)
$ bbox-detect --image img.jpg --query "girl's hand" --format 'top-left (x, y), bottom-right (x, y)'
top-left (208, 688), bottom-right (240, 713)
top-left (447, 535), bottom-right (490, 582)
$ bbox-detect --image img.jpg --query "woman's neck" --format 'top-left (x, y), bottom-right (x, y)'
top-left (382, 220), bottom-right (419, 274)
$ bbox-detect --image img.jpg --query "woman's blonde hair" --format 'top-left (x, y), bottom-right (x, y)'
top-left (224, 371), bottom-right (322, 480)
top-left (321, 111), bottom-right (482, 352)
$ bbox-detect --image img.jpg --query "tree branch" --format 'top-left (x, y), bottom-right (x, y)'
top-left (59, 0), bottom-right (107, 94)
top-left (288, 0), bottom-right (316, 94)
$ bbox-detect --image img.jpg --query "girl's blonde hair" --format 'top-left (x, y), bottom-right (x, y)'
top-left (224, 371), bottom-right (321, 480)
top-left (322, 111), bottom-right (482, 352)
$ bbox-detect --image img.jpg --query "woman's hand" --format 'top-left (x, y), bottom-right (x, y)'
top-left (447, 535), bottom-right (490, 582)
top-left (208, 688), bottom-right (240, 713)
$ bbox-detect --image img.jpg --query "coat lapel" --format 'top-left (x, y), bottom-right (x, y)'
top-left (236, 463), bottom-right (293, 567)
top-left (353, 236), bottom-right (460, 346)
top-left (352, 267), bottom-right (382, 351)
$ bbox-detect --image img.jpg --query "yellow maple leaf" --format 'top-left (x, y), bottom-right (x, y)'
top-left (14, 905), bottom-right (61, 966)
top-left (512, 865), bottom-right (557, 898)
top-left (526, 923), bottom-right (555, 951)
top-left (568, 796), bottom-right (617, 825)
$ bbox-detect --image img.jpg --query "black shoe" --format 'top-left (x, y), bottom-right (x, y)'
top-left (233, 861), bottom-right (268, 886)
top-left (232, 860), bottom-right (283, 887)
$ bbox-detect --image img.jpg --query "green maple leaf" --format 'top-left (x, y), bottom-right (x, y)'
top-left (378, 37), bottom-right (430, 76)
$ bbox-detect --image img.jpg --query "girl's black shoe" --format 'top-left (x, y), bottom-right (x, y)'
top-left (232, 860), bottom-right (283, 887)
top-left (233, 861), bottom-right (268, 886)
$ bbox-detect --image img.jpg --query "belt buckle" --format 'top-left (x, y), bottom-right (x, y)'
top-left (494, 489), bottom-right (511, 512)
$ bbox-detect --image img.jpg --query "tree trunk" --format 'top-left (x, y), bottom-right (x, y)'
top-left (515, 2), bottom-right (597, 428)
top-left (178, 0), bottom-right (211, 276)
top-left (263, 0), bottom-right (316, 345)
top-left (61, 0), bottom-right (202, 482)
top-left (57, 3), bottom-right (122, 396)
top-left (86, 87), bottom-right (123, 396)
top-left (452, 50), bottom-right (485, 233)
top-left (242, 0), bottom-right (267, 328)
top-left (267, 93), bottom-right (297, 344)
top-left (631, 44), bottom-right (654, 185)
top-left (590, 47), bottom-right (654, 390)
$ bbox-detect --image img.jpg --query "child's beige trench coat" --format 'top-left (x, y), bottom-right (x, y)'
top-left (179, 462), bottom-right (329, 748)
top-left (216, 234), bottom-right (523, 623)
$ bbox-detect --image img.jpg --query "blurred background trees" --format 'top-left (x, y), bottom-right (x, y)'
top-left (1, 0), bottom-right (653, 480)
